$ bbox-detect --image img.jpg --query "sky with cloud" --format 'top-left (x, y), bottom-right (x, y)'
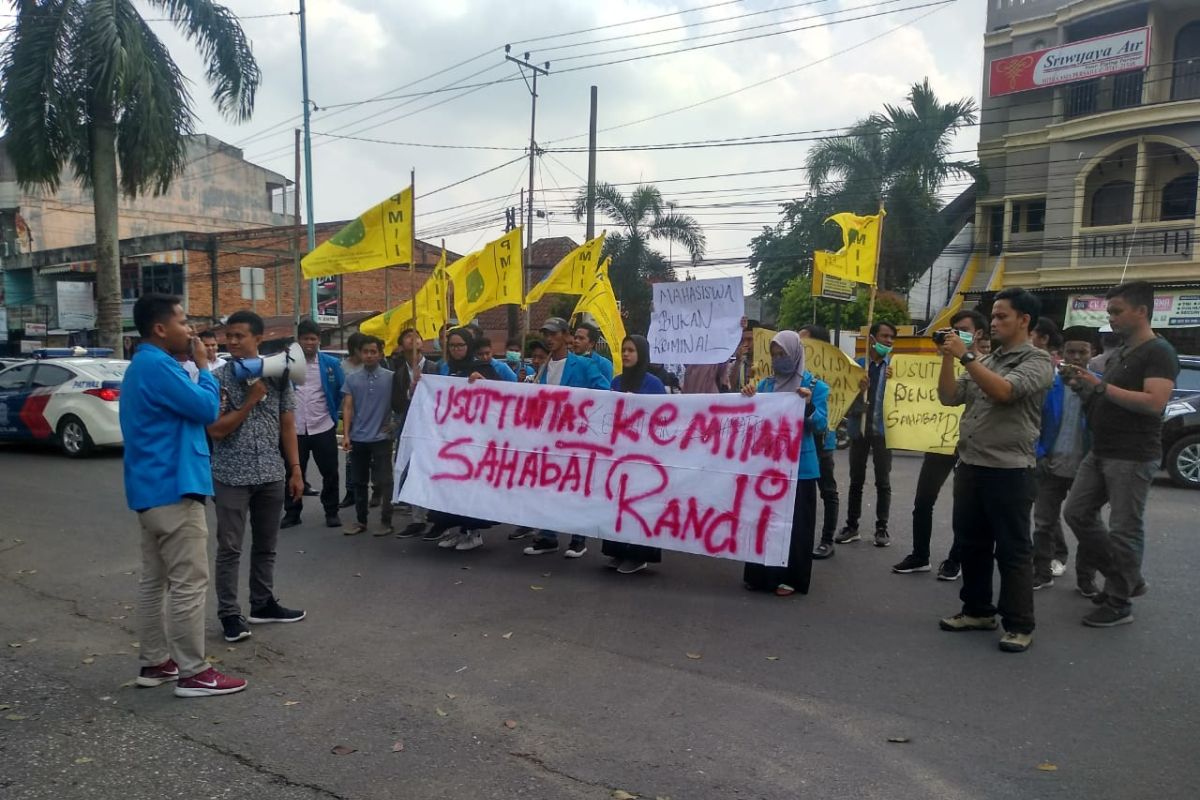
top-left (159, 0), bottom-right (986, 282)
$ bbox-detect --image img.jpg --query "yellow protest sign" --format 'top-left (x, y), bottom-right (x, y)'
top-left (802, 338), bottom-right (866, 429)
top-left (525, 232), bottom-right (605, 305)
top-left (750, 327), bottom-right (775, 385)
top-left (302, 188), bottom-right (412, 278)
top-left (882, 354), bottom-right (964, 455)
top-left (449, 227), bottom-right (523, 323)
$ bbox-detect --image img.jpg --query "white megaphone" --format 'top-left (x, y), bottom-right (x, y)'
top-left (229, 342), bottom-right (307, 386)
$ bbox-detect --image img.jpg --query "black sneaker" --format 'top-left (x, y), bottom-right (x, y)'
top-left (303, 485), bottom-right (318, 497)
top-left (396, 522), bottom-right (426, 539)
top-left (325, 514), bottom-right (342, 528)
top-left (338, 493), bottom-right (355, 509)
top-left (936, 560), bottom-right (961, 581)
top-left (1076, 579), bottom-right (1100, 598)
top-left (508, 526), bottom-right (534, 540)
top-left (1091, 580), bottom-right (1148, 605)
top-left (834, 526), bottom-right (860, 544)
top-left (873, 529), bottom-right (891, 548)
top-left (564, 536), bottom-right (588, 558)
top-left (248, 599), bottom-right (306, 625)
top-left (523, 537), bottom-right (558, 556)
top-left (891, 555), bottom-right (930, 574)
top-left (221, 615), bottom-right (252, 643)
top-left (1033, 576), bottom-right (1054, 590)
top-left (1082, 606), bottom-right (1133, 627)
top-left (279, 514), bottom-right (301, 529)
top-left (812, 541), bottom-right (835, 560)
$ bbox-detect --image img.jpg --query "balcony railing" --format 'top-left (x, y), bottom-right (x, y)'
top-left (1079, 221), bottom-right (1195, 261)
top-left (1063, 71), bottom-right (1145, 119)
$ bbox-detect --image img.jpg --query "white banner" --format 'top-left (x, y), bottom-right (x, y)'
top-left (56, 282), bottom-right (96, 330)
top-left (395, 375), bottom-right (803, 566)
top-left (647, 277), bottom-right (744, 364)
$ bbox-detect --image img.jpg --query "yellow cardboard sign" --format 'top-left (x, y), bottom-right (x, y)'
top-left (882, 354), bottom-right (964, 455)
top-left (750, 327), bottom-right (776, 385)
top-left (802, 338), bottom-right (865, 430)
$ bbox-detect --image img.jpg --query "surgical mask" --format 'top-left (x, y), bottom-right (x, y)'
top-left (872, 342), bottom-right (893, 358)
top-left (955, 330), bottom-right (975, 348)
top-left (505, 350), bottom-right (521, 364)
top-left (772, 355), bottom-right (797, 375)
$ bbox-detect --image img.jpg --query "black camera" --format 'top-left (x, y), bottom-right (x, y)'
top-left (932, 329), bottom-right (949, 345)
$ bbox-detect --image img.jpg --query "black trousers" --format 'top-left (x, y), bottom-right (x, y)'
top-left (846, 433), bottom-right (891, 531)
top-left (953, 463), bottom-right (1036, 634)
top-left (910, 452), bottom-right (958, 562)
top-left (816, 445), bottom-right (839, 541)
top-left (743, 479), bottom-right (817, 594)
top-left (284, 428), bottom-right (340, 518)
top-left (351, 440), bottom-right (393, 525)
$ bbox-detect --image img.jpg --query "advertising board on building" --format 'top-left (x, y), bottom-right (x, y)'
top-left (988, 27), bottom-right (1151, 97)
top-left (1065, 291), bottom-right (1200, 329)
top-left (56, 281), bottom-right (96, 330)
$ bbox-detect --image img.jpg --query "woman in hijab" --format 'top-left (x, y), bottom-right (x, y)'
top-left (427, 327), bottom-right (500, 551)
top-left (602, 335), bottom-right (667, 574)
top-left (740, 330), bottom-right (828, 596)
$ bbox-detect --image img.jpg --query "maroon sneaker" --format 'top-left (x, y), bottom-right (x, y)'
top-left (136, 658), bottom-right (180, 688)
top-left (174, 667), bottom-right (248, 698)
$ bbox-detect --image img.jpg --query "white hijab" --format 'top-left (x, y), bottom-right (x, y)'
top-left (771, 330), bottom-right (806, 394)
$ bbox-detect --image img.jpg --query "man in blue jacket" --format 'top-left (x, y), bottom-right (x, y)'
top-left (836, 320), bottom-right (897, 548)
top-left (524, 316), bottom-right (610, 558)
top-left (282, 319), bottom-right (346, 529)
top-left (120, 294), bottom-right (247, 697)
top-left (1032, 334), bottom-right (1094, 589)
top-left (573, 321), bottom-right (615, 383)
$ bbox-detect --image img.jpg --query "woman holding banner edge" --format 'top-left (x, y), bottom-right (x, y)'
top-left (601, 335), bottom-right (668, 575)
top-left (741, 330), bottom-right (827, 596)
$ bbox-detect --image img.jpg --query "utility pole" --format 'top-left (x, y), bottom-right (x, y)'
top-left (506, 47), bottom-right (549, 342)
top-left (299, 0), bottom-right (318, 319)
top-left (586, 86), bottom-right (598, 240)
top-left (293, 128), bottom-right (302, 326)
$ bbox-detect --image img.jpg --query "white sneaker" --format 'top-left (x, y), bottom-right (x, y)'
top-left (1050, 559), bottom-right (1066, 577)
top-left (438, 533), bottom-right (464, 549)
top-left (455, 531), bottom-right (483, 551)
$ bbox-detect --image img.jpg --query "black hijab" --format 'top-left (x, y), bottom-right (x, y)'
top-left (445, 327), bottom-right (498, 380)
top-left (620, 334), bottom-right (651, 393)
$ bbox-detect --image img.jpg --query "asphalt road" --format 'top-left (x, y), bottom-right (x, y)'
top-left (1, 444), bottom-right (1197, 800)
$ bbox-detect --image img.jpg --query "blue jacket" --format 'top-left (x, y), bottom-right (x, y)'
top-left (587, 352), bottom-right (614, 383)
top-left (314, 351), bottom-right (345, 423)
top-left (491, 359), bottom-right (518, 382)
top-left (847, 355), bottom-right (889, 439)
top-left (119, 343), bottom-right (220, 511)
top-left (757, 371), bottom-right (828, 481)
top-left (537, 351), bottom-right (611, 390)
top-left (1036, 373), bottom-right (1091, 459)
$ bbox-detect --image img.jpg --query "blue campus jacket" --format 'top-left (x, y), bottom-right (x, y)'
top-left (1036, 373), bottom-right (1092, 460)
top-left (435, 359), bottom-right (519, 382)
top-left (756, 371), bottom-right (828, 481)
top-left (587, 353), bottom-right (615, 383)
top-left (537, 351), bottom-right (612, 390)
top-left (314, 351), bottom-right (346, 423)
top-left (119, 343), bottom-right (220, 511)
top-left (846, 355), bottom-right (889, 439)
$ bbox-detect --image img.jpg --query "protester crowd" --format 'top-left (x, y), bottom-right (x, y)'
top-left (118, 280), bottom-right (1180, 696)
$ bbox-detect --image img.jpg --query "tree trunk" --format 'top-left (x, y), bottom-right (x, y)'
top-left (91, 121), bottom-right (122, 351)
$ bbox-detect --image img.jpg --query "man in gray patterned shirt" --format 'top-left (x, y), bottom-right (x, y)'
top-left (208, 311), bottom-right (307, 644)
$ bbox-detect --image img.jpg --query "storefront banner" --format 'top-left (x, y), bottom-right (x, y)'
top-left (395, 375), bottom-right (804, 566)
top-left (1065, 291), bottom-right (1200, 329)
top-left (989, 27), bottom-right (1150, 97)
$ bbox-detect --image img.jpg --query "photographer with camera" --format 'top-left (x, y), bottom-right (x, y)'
top-left (891, 309), bottom-right (988, 578)
top-left (935, 288), bottom-right (1053, 653)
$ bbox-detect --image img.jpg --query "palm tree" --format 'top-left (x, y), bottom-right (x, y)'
top-left (0, 1), bottom-right (261, 349)
top-left (573, 183), bottom-right (706, 332)
top-left (804, 78), bottom-right (983, 288)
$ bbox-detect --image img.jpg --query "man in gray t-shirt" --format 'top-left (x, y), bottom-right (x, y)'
top-left (341, 335), bottom-right (397, 535)
top-left (208, 311), bottom-right (307, 644)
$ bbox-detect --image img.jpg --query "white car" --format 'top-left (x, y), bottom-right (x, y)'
top-left (0, 352), bottom-right (129, 457)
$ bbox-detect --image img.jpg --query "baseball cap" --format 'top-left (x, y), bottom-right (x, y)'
top-left (539, 317), bottom-right (570, 334)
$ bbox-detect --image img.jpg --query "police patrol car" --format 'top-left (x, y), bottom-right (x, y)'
top-left (0, 348), bottom-right (128, 457)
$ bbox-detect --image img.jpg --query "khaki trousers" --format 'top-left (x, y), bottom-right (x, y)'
top-left (137, 499), bottom-right (210, 678)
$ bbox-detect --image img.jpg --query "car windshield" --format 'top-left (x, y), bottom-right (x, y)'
top-left (1177, 364), bottom-right (1200, 394)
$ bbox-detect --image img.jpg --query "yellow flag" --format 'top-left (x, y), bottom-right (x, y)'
top-left (302, 188), bottom-right (413, 279)
top-left (359, 252), bottom-right (448, 351)
top-left (813, 210), bottom-right (884, 286)
top-left (524, 232), bottom-right (606, 306)
top-left (449, 227), bottom-right (523, 323)
top-left (570, 259), bottom-right (626, 376)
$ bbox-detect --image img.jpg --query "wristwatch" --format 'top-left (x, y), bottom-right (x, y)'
top-left (959, 352), bottom-right (977, 366)
top-left (1096, 382), bottom-right (1108, 396)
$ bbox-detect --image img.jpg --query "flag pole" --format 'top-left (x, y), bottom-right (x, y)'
top-left (864, 204), bottom-right (886, 333)
top-left (410, 169), bottom-right (418, 367)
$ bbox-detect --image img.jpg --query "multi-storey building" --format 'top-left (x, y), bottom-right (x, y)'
top-left (937, 0), bottom-right (1200, 353)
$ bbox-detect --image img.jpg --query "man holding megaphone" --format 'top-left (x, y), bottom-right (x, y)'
top-left (208, 310), bottom-right (307, 644)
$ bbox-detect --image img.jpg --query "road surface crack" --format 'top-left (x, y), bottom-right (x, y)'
top-left (176, 732), bottom-right (350, 800)
top-left (510, 750), bottom-right (619, 792)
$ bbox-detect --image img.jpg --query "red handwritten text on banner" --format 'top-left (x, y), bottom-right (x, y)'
top-left (395, 376), bottom-right (805, 566)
